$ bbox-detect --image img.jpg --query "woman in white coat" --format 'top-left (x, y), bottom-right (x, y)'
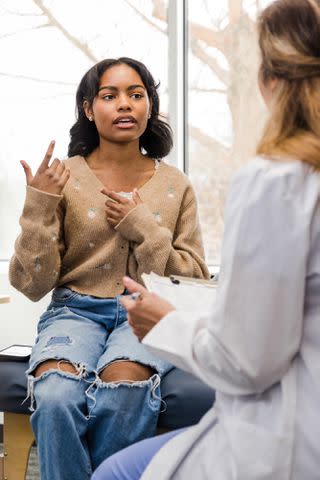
top-left (92, 0), bottom-right (320, 478)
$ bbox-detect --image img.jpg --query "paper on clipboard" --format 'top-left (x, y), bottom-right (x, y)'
top-left (141, 272), bottom-right (217, 314)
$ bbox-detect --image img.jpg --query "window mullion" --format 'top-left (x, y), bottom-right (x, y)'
top-left (167, 0), bottom-right (188, 173)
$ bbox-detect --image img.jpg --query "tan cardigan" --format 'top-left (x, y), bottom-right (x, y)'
top-left (9, 156), bottom-right (209, 301)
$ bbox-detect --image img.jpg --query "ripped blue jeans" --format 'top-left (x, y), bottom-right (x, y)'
top-left (26, 287), bottom-right (172, 480)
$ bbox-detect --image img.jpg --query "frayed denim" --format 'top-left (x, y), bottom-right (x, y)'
top-left (87, 373), bottom-right (162, 468)
top-left (27, 287), bottom-right (172, 480)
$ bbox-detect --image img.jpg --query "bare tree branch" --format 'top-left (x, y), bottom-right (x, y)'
top-left (0, 22), bottom-right (49, 39)
top-left (32, 0), bottom-right (98, 63)
top-left (189, 22), bottom-right (229, 51)
top-left (189, 125), bottom-right (230, 161)
top-left (150, 0), bottom-right (230, 53)
top-left (191, 40), bottom-right (229, 86)
top-left (150, 0), bottom-right (234, 57)
top-left (203, 0), bottom-right (216, 27)
top-left (0, 71), bottom-right (76, 86)
top-left (151, 0), bottom-right (166, 22)
top-left (124, 0), bottom-right (166, 34)
top-left (40, 92), bottom-right (74, 100)
top-left (0, 5), bottom-right (42, 16)
top-left (228, 0), bottom-right (243, 24)
top-left (190, 86), bottom-right (226, 94)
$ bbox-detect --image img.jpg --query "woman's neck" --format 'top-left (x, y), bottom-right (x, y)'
top-left (87, 141), bottom-right (146, 170)
top-left (85, 140), bottom-right (156, 192)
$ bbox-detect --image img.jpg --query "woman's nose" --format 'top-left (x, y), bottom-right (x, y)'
top-left (117, 95), bottom-right (131, 111)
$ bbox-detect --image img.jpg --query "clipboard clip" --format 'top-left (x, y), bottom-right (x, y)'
top-left (170, 276), bottom-right (180, 285)
top-left (169, 274), bottom-right (217, 288)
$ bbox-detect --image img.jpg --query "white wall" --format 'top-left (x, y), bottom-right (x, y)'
top-left (0, 263), bottom-right (50, 349)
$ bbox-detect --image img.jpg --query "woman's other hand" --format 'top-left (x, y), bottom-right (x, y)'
top-left (101, 188), bottom-right (142, 227)
top-left (20, 141), bottom-right (70, 195)
top-left (120, 276), bottom-right (175, 341)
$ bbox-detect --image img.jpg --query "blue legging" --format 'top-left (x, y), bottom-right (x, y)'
top-left (91, 429), bottom-right (186, 480)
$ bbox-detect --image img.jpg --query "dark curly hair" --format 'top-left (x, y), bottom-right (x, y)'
top-left (68, 57), bottom-right (173, 159)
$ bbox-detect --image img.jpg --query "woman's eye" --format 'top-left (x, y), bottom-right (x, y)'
top-left (102, 94), bottom-right (114, 100)
top-left (131, 93), bottom-right (143, 99)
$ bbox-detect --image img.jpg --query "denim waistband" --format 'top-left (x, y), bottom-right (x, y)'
top-left (50, 286), bottom-right (128, 326)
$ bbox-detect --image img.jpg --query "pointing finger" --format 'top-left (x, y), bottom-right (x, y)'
top-left (38, 140), bottom-right (55, 172)
top-left (101, 188), bottom-right (127, 204)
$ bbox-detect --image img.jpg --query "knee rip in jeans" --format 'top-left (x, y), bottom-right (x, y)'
top-left (25, 360), bottom-right (87, 412)
top-left (98, 359), bottom-right (156, 384)
top-left (85, 372), bottom-right (166, 420)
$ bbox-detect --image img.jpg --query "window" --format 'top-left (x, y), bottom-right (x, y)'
top-left (187, 0), bottom-right (274, 265)
top-left (0, 0), bottom-right (275, 266)
top-left (0, 0), bottom-right (169, 259)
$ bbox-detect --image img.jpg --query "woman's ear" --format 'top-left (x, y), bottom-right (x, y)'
top-left (83, 100), bottom-right (94, 121)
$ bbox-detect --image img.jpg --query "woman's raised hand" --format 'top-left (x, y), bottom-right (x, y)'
top-left (20, 141), bottom-right (70, 195)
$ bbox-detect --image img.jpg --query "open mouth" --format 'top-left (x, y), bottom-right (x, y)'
top-left (113, 116), bottom-right (137, 128)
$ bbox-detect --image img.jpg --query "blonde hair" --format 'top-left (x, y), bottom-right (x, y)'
top-left (257, 0), bottom-right (320, 169)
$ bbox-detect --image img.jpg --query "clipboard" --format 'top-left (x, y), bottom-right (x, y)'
top-left (141, 272), bottom-right (217, 314)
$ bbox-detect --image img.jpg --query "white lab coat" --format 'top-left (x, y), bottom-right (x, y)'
top-left (141, 157), bottom-right (320, 480)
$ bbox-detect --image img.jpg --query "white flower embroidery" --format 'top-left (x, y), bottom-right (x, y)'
top-left (153, 212), bottom-right (162, 223)
top-left (97, 263), bottom-right (112, 270)
top-left (88, 208), bottom-right (97, 219)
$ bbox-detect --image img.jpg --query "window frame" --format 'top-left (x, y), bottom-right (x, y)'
top-left (167, 0), bottom-right (188, 173)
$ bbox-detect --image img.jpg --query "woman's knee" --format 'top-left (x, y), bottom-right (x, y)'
top-left (33, 359), bottom-right (78, 377)
top-left (99, 360), bottom-right (155, 383)
top-left (31, 362), bottom-right (84, 411)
